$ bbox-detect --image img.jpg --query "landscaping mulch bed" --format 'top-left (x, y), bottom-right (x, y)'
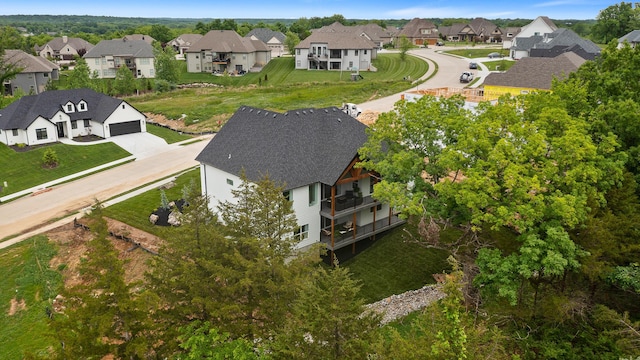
top-left (151, 199), bottom-right (186, 226)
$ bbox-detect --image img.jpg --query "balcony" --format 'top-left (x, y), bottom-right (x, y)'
top-left (320, 194), bottom-right (376, 218)
top-left (320, 215), bottom-right (406, 251)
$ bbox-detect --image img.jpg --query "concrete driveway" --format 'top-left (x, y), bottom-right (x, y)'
top-left (109, 132), bottom-right (168, 159)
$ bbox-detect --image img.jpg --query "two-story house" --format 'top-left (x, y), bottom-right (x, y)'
top-left (0, 88), bottom-right (147, 146)
top-left (395, 18), bottom-right (439, 46)
top-left (195, 106), bottom-right (405, 257)
top-left (510, 16), bottom-right (558, 59)
top-left (185, 30), bottom-right (271, 74)
top-left (170, 34), bottom-right (203, 58)
top-left (83, 39), bottom-right (155, 79)
top-left (294, 31), bottom-right (376, 71)
top-left (2, 50), bottom-right (59, 96)
top-left (458, 18), bottom-right (503, 43)
top-left (36, 36), bottom-right (94, 61)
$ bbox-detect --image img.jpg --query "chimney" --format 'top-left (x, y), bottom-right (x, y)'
top-left (62, 35), bottom-right (68, 43)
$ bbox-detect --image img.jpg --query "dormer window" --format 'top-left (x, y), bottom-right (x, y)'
top-left (66, 104), bottom-right (73, 112)
top-left (78, 101), bottom-right (87, 111)
top-left (64, 101), bottom-right (75, 113)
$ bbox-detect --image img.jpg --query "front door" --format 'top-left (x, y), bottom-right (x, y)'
top-left (56, 122), bottom-right (65, 138)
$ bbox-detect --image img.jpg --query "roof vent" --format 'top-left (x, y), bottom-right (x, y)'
top-left (302, 110), bottom-right (306, 115)
top-left (264, 112), bottom-right (268, 116)
top-left (284, 112), bottom-right (288, 116)
top-left (324, 109), bottom-right (328, 113)
top-left (310, 109), bottom-right (314, 113)
top-left (257, 110), bottom-right (261, 114)
top-left (296, 111), bottom-right (300, 116)
top-left (241, 107), bottom-right (246, 111)
top-left (249, 108), bottom-right (253, 112)
top-left (337, 118), bottom-right (341, 122)
top-left (273, 114), bottom-right (277, 118)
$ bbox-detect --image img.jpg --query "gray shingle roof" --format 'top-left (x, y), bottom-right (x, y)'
top-left (0, 88), bottom-right (123, 130)
top-left (533, 28), bottom-right (600, 54)
top-left (295, 31), bottom-right (376, 50)
top-left (512, 35), bottom-right (543, 51)
top-left (483, 52), bottom-right (586, 90)
top-left (83, 39), bottom-right (154, 58)
top-left (4, 50), bottom-right (59, 73)
top-left (246, 28), bottom-right (285, 44)
top-left (187, 30), bottom-right (269, 53)
top-left (619, 29), bottom-right (640, 43)
top-left (195, 106), bottom-right (369, 190)
top-left (43, 37), bottom-right (94, 52)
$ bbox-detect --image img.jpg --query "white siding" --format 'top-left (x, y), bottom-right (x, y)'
top-left (26, 117), bottom-right (57, 146)
top-left (103, 102), bottom-right (147, 138)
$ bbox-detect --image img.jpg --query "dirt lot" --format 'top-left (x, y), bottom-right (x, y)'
top-left (47, 218), bottom-right (163, 287)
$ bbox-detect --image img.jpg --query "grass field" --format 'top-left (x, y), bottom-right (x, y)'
top-left (126, 53), bottom-right (428, 130)
top-left (0, 236), bottom-right (61, 359)
top-left (445, 48), bottom-right (509, 58)
top-left (0, 142), bottom-right (131, 198)
top-left (145, 123), bottom-right (194, 143)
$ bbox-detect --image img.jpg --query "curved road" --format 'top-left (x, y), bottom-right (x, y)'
top-left (0, 47), bottom-right (484, 248)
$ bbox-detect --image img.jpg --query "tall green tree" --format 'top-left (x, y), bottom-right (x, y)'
top-left (592, 2), bottom-right (639, 44)
top-left (284, 31), bottom-right (300, 56)
top-left (113, 65), bottom-right (136, 96)
top-left (52, 204), bottom-right (155, 359)
top-left (154, 44), bottom-right (180, 84)
top-left (149, 24), bottom-right (173, 44)
top-left (67, 57), bottom-right (93, 89)
top-left (398, 35), bottom-right (412, 61)
top-left (269, 261), bottom-right (381, 359)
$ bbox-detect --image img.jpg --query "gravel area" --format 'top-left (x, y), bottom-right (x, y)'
top-left (365, 285), bottom-right (446, 325)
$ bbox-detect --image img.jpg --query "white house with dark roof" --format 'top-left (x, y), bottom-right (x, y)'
top-left (510, 16), bottom-right (558, 58)
top-left (37, 36), bottom-right (94, 60)
top-left (2, 50), bottom-right (59, 96)
top-left (186, 30), bottom-right (271, 74)
top-left (83, 39), bottom-right (155, 79)
top-left (618, 30), bottom-right (640, 48)
top-left (170, 34), bottom-right (204, 58)
top-left (0, 88), bottom-right (146, 146)
top-left (195, 106), bottom-right (404, 254)
top-left (294, 30), bottom-right (376, 71)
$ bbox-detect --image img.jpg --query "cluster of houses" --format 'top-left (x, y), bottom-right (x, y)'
top-left (3, 16), bottom-right (639, 255)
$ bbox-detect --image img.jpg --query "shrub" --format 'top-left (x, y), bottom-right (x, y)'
top-left (42, 148), bottom-right (59, 168)
top-left (154, 79), bottom-right (176, 93)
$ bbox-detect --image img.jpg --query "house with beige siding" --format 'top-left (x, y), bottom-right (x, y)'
top-left (395, 18), bottom-right (439, 46)
top-left (185, 30), bottom-right (270, 74)
top-left (36, 36), bottom-right (94, 60)
top-left (83, 39), bottom-right (155, 79)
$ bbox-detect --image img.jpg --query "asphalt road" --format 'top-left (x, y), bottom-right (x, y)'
top-left (0, 47), bottom-right (482, 247)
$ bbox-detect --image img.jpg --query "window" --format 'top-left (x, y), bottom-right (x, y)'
top-left (355, 50), bottom-right (359, 55)
top-left (283, 190), bottom-right (291, 201)
top-left (122, 104), bottom-right (125, 109)
top-left (79, 102), bottom-right (86, 111)
top-left (296, 60), bottom-right (301, 67)
top-left (364, 49), bottom-right (368, 55)
top-left (71, 120), bottom-right (77, 129)
top-left (95, 59), bottom-right (100, 65)
top-left (84, 120), bottom-right (90, 128)
top-left (140, 58), bottom-right (150, 65)
top-left (343, 49), bottom-right (348, 56)
top-left (308, 184), bottom-right (317, 206)
top-left (349, 61), bottom-right (353, 68)
top-left (226, 179), bottom-right (234, 186)
top-left (12, 129), bottom-right (18, 136)
top-left (44, 73), bottom-right (49, 78)
top-left (137, 70), bottom-right (141, 76)
top-left (150, 69), bottom-right (155, 77)
top-left (294, 224), bottom-right (309, 242)
top-left (66, 104), bottom-right (73, 112)
top-left (370, 204), bottom-right (383, 212)
top-left (296, 49), bottom-right (300, 55)
top-left (36, 128), bottom-right (47, 140)
top-left (370, 179), bottom-right (375, 194)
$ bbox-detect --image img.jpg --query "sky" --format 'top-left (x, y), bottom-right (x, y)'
top-left (0, 0), bottom-right (623, 20)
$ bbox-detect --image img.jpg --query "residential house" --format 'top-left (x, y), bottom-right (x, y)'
top-left (246, 28), bottom-right (287, 57)
top-left (185, 30), bottom-right (271, 74)
top-left (395, 18), bottom-right (439, 46)
top-left (0, 88), bottom-right (147, 146)
top-left (510, 16), bottom-right (558, 58)
top-left (528, 28), bottom-right (601, 60)
top-left (36, 36), bottom-right (94, 60)
top-left (2, 50), bottom-right (59, 96)
top-left (482, 51), bottom-right (585, 101)
top-left (294, 31), bottom-right (376, 71)
top-left (121, 34), bottom-right (155, 44)
top-left (195, 106), bottom-right (405, 254)
top-left (83, 39), bottom-right (155, 79)
top-left (501, 27), bottom-right (522, 49)
top-left (618, 30), bottom-right (640, 48)
top-left (457, 18), bottom-right (503, 43)
top-left (170, 34), bottom-right (203, 58)
top-left (438, 23), bottom-right (468, 42)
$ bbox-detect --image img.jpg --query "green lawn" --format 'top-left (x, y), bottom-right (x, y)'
top-left (0, 236), bottom-right (62, 359)
top-left (102, 168), bottom-right (201, 236)
top-left (483, 59), bottom-right (515, 72)
top-left (127, 53), bottom-right (428, 131)
top-left (445, 48), bottom-right (509, 59)
top-left (145, 123), bottom-right (194, 144)
top-left (0, 142), bottom-right (131, 198)
top-left (342, 224), bottom-right (451, 303)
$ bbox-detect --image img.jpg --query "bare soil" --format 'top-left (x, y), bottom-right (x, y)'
top-left (47, 218), bottom-right (163, 288)
top-left (7, 298), bottom-right (26, 316)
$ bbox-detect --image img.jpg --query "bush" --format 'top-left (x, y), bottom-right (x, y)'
top-left (42, 148), bottom-right (59, 168)
top-left (154, 79), bottom-right (176, 93)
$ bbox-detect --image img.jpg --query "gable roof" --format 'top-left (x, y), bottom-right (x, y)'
top-left (83, 39), bottom-right (154, 58)
top-left (171, 34), bottom-right (204, 46)
top-left (195, 106), bottom-right (369, 190)
top-left (439, 23), bottom-right (467, 38)
top-left (314, 22), bottom-right (393, 44)
top-left (468, 17), bottom-right (501, 36)
top-left (512, 35), bottom-right (543, 51)
top-left (619, 29), bottom-right (640, 43)
top-left (246, 28), bottom-right (286, 44)
top-left (483, 51), bottom-right (585, 90)
top-left (398, 18), bottom-right (438, 38)
top-left (187, 30), bottom-right (269, 53)
top-left (122, 34), bottom-right (155, 44)
top-left (4, 49), bottom-right (59, 73)
top-left (42, 37), bottom-right (94, 52)
top-left (0, 88), bottom-right (124, 130)
top-left (531, 28), bottom-right (601, 56)
top-left (295, 30), bottom-right (376, 50)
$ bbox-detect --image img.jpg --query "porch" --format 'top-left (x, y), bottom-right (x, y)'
top-left (320, 215), bottom-right (406, 251)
